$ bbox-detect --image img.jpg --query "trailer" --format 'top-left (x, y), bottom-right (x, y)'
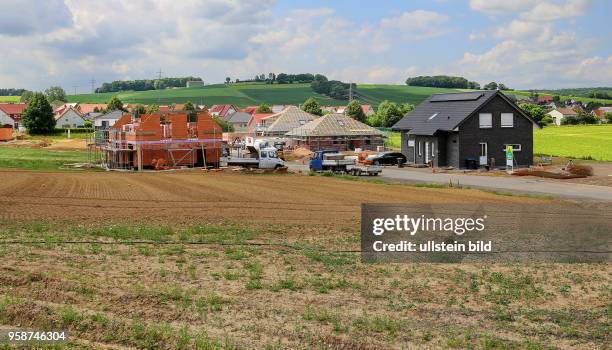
top-left (309, 150), bottom-right (382, 176)
top-left (221, 147), bottom-right (285, 169)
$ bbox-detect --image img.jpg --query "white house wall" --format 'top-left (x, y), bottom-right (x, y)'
top-left (0, 110), bottom-right (15, 128)
top-left (56, 110), bottom-right (85, 128)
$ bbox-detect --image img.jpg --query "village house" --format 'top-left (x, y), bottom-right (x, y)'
top-left (547, 108), bottom-right (578, 126)
top-left (55, 106), bottom-right (86, 128)
top-left (94, 110), bottom-right (125, 130)
top-left (286, 113), bottom-right (384, 151)
top-left (225, 111), bottom-right (251, 132)
top-left (0, 103), bottom-right (27, 129)
top-left (247, 113), bottom-right (274, 134)
top-left (592, 106), bottom-right (612, 121)
top-left (393, 90), bottom-right (539, 169)
top-left (209, 104), bottom-right (237, 119)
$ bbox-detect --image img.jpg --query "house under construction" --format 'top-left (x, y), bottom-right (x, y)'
top-left (90, 111), bottom-right (224, 170)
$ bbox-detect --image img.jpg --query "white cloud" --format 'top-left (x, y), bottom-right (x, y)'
top-left (458, 0), bottom-right (602, 88)
top-left (380, 10), bottom-right (449, 39)
top-left (520, 0), bottom-right (591, 21)
top-left (468, 0), bottom-right (533, 15)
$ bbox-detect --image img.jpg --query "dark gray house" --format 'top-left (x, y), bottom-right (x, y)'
top-left (392, 90), bottom-right (540, 169)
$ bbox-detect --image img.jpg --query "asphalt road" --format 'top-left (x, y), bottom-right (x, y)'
top-left (288, 164), bottom-right (612, 202)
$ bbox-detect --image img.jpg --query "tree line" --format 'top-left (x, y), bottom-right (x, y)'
top-left (310, 75), bottom-right (355, 100)
top-left (0, 88), bottom-right (25, 96)
top-left (95, 77), bottom-right (203, 93)
top-left (405, 75), bottom-right (481, 89)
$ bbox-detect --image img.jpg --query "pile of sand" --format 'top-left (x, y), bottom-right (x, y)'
top-left (283, 147), bottom-right (313, 161)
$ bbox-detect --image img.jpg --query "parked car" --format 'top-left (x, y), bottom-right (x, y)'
top-left (365, 152), bottom-right (407, 165)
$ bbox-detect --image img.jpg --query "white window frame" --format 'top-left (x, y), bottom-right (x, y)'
top-left (418, 141), bottom-right (422, 156)
top-left (431, 142), bottom-right (435, 158)
top-left (479, 113), bottom-right (492, 128)
top-left (501, 113), bottom-right (514, 128)
top-left (503, 144), bottom-right (522, 152)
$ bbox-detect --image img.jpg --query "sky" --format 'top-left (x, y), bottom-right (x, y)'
top-left (0, 0), bottom-right (610, 93)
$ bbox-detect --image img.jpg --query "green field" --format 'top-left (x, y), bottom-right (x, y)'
top-left (0, 96), bottom-right (20, 102)
top-left (385, 125), bottom-right (612, 161)
top-left (534, 124), bottom-right (612, 161)
top-left (0, 147), bottom-right (89, 170)
top-left (67, 83), bottom-right (460, 107)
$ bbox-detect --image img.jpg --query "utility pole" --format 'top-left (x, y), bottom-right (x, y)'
top-left (90, 78), bottom-right (95, 93)
top-left (156, 68), bottom-right (163, 80)
top-left (72, 85), bottom-right (78, 95)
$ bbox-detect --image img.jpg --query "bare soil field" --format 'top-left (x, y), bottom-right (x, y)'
top-left (0, 170), bottom-right (609, 349)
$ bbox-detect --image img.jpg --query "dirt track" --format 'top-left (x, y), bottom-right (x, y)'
top-left (0, 169), bottom-right (534, 224)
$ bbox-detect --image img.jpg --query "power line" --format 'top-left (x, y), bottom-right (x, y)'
top-left (156, 68), bottom-right (163, 80)
top-left (89, 78), bottom-right (95, 93)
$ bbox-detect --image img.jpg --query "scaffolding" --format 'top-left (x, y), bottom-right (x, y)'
top-left (88, 112), bottom-right (224, 171)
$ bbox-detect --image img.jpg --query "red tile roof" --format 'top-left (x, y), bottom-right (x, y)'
top-left (555, 108), bottom-right (578, 116)
top-left (537, 95), bottom-right (554, 103)
top-left (237, 106), bottom-right (258, 115)
top-left (76, 103), bottom-right (107, 114)
top-left (210, 104), bottom-right (235, 117)
top-left (0, 103), bottom-right (27, 115)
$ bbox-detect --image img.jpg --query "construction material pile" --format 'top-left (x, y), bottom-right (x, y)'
top-left (282, 147), bottom-right (313, 161)
top-left (513, 161), bottom-right (593, 179)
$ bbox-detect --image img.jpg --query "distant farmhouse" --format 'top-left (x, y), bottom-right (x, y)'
top-left (547, 108), bottom-right (578, 126)
top-left (186, 80), bottom-right (204, 88)
top-left (393, 90), bottom-right (539, 169)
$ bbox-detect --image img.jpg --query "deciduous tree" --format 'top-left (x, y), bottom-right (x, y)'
top-left (22, 92), bottom-right (55, 134)
top-left (301, 98), bottom-right (322, 116)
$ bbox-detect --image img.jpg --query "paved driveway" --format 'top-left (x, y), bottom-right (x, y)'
top-left (288, 163), bottom-right (612, 202)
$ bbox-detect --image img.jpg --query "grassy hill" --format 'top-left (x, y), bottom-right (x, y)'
top-left (66, 83), bottom-right (460, 107)
top-left (0, 96), bottom-right (20, 102)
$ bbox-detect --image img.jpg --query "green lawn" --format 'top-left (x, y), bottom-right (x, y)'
top-left (534, 124), bottom-right (612, 161)
top-left (0, 96), bottom-right (20, 102)
top-left (67, 83), bottom-right (460, 107)
top-left (0, 147), bottom-right (89, 170)
top-left (387, 125), bottom-right (612, 161)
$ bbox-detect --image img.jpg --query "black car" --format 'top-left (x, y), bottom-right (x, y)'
top-left (366, 152), bottom-right (407, 165)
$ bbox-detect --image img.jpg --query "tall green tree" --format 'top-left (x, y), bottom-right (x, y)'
top-left (19, 90), bottom-right (34, 103)
top-left (256, 103), bottom-right (272, 113)
top-left (344, 100), bottom-right (366, 122)
top-left (44, 86), bottom-right (67, 103)
top-left (604, 112), bottom-right (612, 123)
top-left (301, 98), bottom-right (322, 116)
top-left (375, 100), bottom-right (404, 127)
top-left (106, 96), bottom-right (126, 111)
top-left (22, 92), bottom-right (55, 134)
top-left (519, 104), bottom-right (545, 125)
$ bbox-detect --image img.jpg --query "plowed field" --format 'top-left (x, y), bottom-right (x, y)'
top-left (0, 170), bottom-right (609, 350)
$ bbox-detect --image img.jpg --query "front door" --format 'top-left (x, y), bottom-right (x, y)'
top-left (479, 142), bottom-right (488, 165)
top-left (425, 142), bottom-right (430, 163)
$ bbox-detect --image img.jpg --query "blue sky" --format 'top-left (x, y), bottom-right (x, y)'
top-left (0, 0), bottom-right (610, 92)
